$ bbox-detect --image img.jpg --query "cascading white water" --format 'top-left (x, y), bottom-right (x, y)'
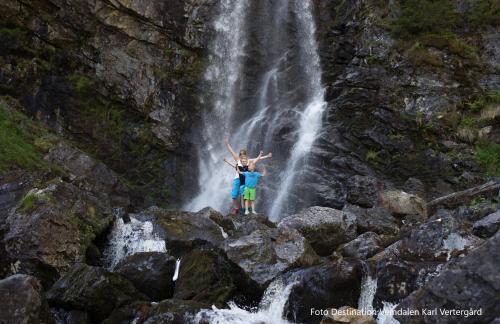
top-left (194, 277), bottom-right (296, 324)
top-left (358, 273), bottom-right (378, 316)
top-left (185, 0), bottom-right (250, 213)
top-left (186, 0), bottom-right (326, 220)
top-left (377, 302), bottom-right (400, 324)
top-left (103, 214), bottom-right (166, 269)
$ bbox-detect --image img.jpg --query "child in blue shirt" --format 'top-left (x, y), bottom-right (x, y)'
top-left (238, 162), bottom-right (267, 215)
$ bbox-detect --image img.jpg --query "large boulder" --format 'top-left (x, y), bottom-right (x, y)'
top-left (343, 204), bottom-right (400, 236)
top-left (346, 175), bottom-right (385, 208)
top-left (223, 227), bottom-right (319, 285)
top-left (44, 142), bottom-right (130, 207)
top-left (399, 216), bottom-right (482, 262)
top-left (103, 299), bottom-right (207, 324)
top-left (285, 260), bottom-right (362, 323)
top-left (173, 244), bottom-right (262, 307)
top-left (341, 232), bottom-right (383, 259)
top-left (115, 252), bottom-right (177, 301)
top-left (142, 207), bottom-right (224, 253)
top-left (379, 190), bottom-right (427, 217)
top-left (47, 263), bottom-right (147, 322)
top-left (0, 274), bottom-right (52, 324)
top-left (2, 180), bottom-right (114, 287)
top-left (278, 206), bottom-right (357, 256)
top-left (395, 233), bottom-right (500, 323)
top-left (473, 210), bottom-right (500, 238)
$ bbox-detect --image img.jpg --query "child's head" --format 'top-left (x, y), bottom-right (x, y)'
top-left (241, 156), bottom-right (249, 166)
top-left (239, 149), bottom-right (247, 158)
top-left (248, 162), bottom-right (256, 171)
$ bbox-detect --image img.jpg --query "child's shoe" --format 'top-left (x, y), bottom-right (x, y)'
top-left (244, 209), bottom-right (249, 215)
top-left (239, 208), bottom-right (245, 216)
top-left (230, 208), bottom-right (238, 216)
top-left (251, 209), bottom-right (257, 214)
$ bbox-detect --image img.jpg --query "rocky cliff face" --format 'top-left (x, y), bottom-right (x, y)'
top-left (1, 0), bottom-right (217, 207)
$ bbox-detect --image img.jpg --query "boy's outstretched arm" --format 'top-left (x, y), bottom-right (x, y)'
top-left (224, 137), bottom-right (239, 162)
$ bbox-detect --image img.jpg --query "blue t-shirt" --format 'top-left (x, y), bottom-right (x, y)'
top-left (242, 171), bottom-right (262, 188)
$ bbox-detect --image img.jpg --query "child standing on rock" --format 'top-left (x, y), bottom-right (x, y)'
top-left (239, 162), bottom-right (267, 215)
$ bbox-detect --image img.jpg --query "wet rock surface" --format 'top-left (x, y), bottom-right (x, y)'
top-left (278, 206), bottom-right (357, 256)
top-left (341, 232), bottom-right (383, 260)
top-left (47, 263), bottom-right (147, 322)
top-left (173, 244), bottom-right (263, 307)
top-left (285, 260), bottom-right (362, 323)
top-left (395, 233), bottom-right (500, 323)
top-left (0, 274), bottom-right (52, 324)
top-left (472, 210), bottom-right (500, 238)
top-left (115, 252), bottom-right (177, 301)
top-left (223, 227), bottom-right (319, 285)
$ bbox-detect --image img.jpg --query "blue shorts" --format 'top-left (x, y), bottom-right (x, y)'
top-left (231, 178), bottom-right (240, 199)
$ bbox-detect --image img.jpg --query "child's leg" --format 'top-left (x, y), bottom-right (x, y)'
top-left (251, 200), bottom-right (256, 213)
top-left (245, 200), bottom-right (250, 215)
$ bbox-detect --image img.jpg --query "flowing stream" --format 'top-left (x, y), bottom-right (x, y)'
top-left (194, 277), bottom-right (296, 323)
top-left (186, 0), bottom-right (326, 220)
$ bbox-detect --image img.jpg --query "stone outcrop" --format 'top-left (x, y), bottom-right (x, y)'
top-left (0, 274), bottom-right (52, 324)
top-left (278, 206), bottom-right (357, 256)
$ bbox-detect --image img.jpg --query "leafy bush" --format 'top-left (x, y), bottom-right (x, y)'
top-left (0, 103), bottom-right (44, 172)
top-left (475, 141), bottom-right (500, 176)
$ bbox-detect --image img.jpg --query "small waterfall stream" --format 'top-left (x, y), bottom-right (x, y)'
top-left (194, 277), bottom-right (297, 324)
top-left (102, 213), bottom-right (166, 269)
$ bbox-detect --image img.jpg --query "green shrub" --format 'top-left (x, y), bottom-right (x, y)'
top-left (391, 0), bottom-right (460, 39)
top-left (468, 0), bottom-right (500, 28)
top-left (0, 104), bottom-right (44, 172)
top-left (475, 141), bottom-right (500, 176)
top-left (20, 192), bottom-right (37, 213)
top-left (466, 90), bottom-right (500, 113)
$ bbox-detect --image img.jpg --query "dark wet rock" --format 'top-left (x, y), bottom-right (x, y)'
top-left (472, 210), bottom-right (500, 238)
top-left (379, 190), bottom-right (427, 217)
top-left (0, 274), bottom-right (52, 324)
top-left (2, 180), bottom-right (114, 287)
top-left (52, 308), bottom-right (92, 324)
top-left (285, 260), bottom-right (362, 323)
top-left (346, 175), bottom-right (385, 208)
top-left (103, 299), bottom-right (206, 324)
top-left (142, 207), bottom-right (224, 253)
top-left (278, 206), bottom-right (357, 256)
top-left (0, 172), bottom-right (31, 220)
top-left (399, 216), bottom-right (482, 262)
top-left (223, 227), bottom-right (319, 285)
top-left (47, 263), bottom-right (147, 322)
top-left (395, 233), bottom-right (500, 323)
top-left (343, 204), bottom-right (400, 236)
top-left (373, 259), bottom-right (442, 309)
top-left (45, 143), bottom-right (130, 207)
top-left (173, 244), bottom-right (262, 307)
top-left (341, 232), bottom-right (383, 259)
top-left (115, 252), bottom-right (177, 301)
top-left (231, 213), bottom-right (276, 237)
top-left (196, 207), bottom-right (236, 234)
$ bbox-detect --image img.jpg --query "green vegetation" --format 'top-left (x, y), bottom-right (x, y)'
top-left (19, 191), bottom-right (53, 213)
top-left (365, 149), bottom-right (381, 162)
top-left (466, 90), bottom-right (500, 113)
top-left (475, 141), bottom-right (500, 177)
top-left (390, 0), bottom-right (499, 61)
top-left (0, 102), bottom-right (45, 172)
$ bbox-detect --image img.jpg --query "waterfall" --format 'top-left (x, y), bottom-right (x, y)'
top-left (377, 302), bottom-right (400, 324)
top-left (194, 277), bottom-right (296, 323)
top-left (358, 273), bottom-right (378, 315)
top-left (102, 214), bottom-right (166, 269)
top-left (186, 0), bottom-right (326, 221)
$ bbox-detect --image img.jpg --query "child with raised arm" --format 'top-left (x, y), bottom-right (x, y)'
top-left (239, 162), bottom-right (266, 215)
top-left (224, 137), bottom-right (272, 215)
